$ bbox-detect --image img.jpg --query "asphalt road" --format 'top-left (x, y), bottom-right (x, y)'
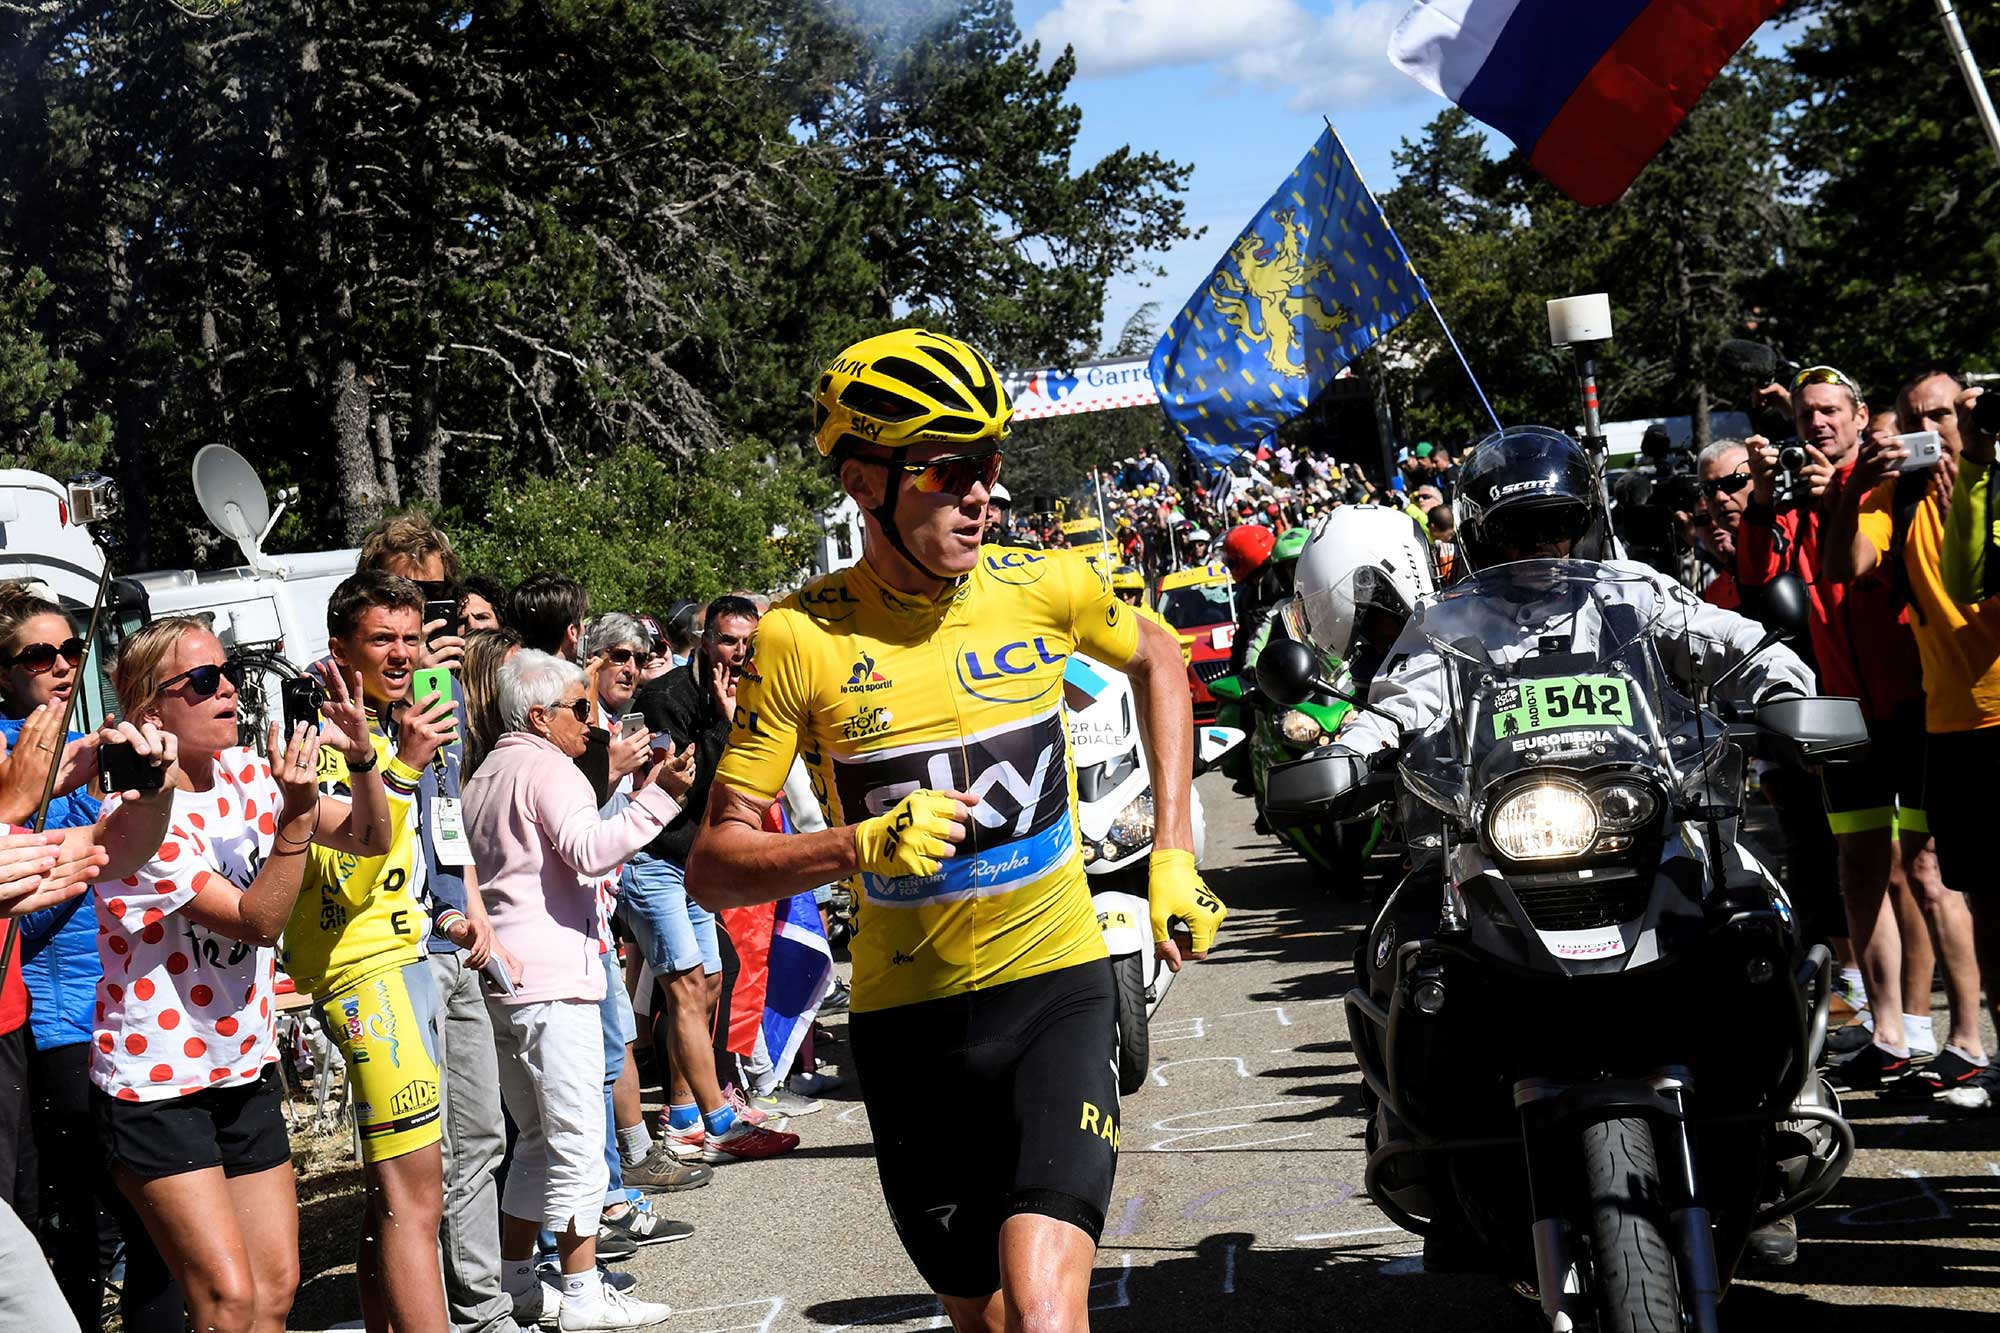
top-left (279, 772), bottom-right (1999, 1330)
top-left (585, 770), bottom-right (2000, 1333)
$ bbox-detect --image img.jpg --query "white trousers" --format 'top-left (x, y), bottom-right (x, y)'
top-left (489, 997), bottom-right (607, 1237)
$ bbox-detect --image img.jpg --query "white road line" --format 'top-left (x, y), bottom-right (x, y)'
top-left (1295, 1226), bottom-right (1405, 1242)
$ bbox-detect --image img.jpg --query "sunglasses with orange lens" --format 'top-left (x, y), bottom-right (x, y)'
top-left (895, 451), bottom-right (1004, 497)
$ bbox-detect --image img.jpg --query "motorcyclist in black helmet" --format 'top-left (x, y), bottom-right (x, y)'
top-left (1342, 425), bottom-right (1809, 756)
top-left (1453, 425), bottom-right (1600, 568)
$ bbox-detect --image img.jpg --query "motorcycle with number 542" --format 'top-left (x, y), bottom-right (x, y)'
top-left (1264, 565), bottom-right (1858, 1333)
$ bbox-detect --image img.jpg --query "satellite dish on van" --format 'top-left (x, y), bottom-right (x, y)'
top-left (192, 445), bottom-right (277, 571)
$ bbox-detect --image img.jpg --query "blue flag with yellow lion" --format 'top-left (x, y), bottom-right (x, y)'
top-left (1149, 126), bottom-right (1428, 467)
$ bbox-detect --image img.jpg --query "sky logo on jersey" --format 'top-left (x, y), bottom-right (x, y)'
top-left (833, 707), bottom-right (1075, 904)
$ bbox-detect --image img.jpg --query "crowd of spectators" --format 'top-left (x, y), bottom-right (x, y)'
top-left (988, 439), bottom-right (1467, 585)
top-left (1674, 367), bottom-right (2000, 1108)
top-left (0, 515), bottom-right (841, 1333)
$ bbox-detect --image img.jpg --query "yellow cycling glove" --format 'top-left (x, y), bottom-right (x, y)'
top-left (1149, 847), bottom-right (1226, 957)
top-left (853, 789), bottom-right (966, 880)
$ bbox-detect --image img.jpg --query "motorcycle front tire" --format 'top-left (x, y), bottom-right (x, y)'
top-left (1113, 951), bottom-right (1150, 1096)
top-left (1582, 1117), bottom-right (1685, 1333)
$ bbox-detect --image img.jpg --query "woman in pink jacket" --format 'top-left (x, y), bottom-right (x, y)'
top-left (463, 650), bottom-right (693, 1333)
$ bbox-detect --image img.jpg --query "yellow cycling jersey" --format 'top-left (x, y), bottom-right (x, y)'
top-left (280, 724), bottom-right (429, 998)
top-left (715, 548), bottom-right (1141, 1013)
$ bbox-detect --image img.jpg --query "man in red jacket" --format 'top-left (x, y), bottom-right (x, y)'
top-left (1738, 366), bottom-right (1941, 1089)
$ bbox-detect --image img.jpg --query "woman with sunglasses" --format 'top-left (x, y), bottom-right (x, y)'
top-left (92, 616), bottom-right (390, 1333)
top-left (463, 649), bottom-right (695, 1330)
top-left (0, 582), bottom-right (198, 1329)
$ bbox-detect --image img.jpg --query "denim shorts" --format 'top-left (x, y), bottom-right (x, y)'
top-left (620, 853), bottom-right (721, 976)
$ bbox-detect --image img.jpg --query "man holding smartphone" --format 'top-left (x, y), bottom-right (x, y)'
top-left (352, 516), bottom-right (522, 1333)
top-left (1825, 369), bottom-right (1992, 1101)
top-left (281, 571), bottom-right (464, 1333)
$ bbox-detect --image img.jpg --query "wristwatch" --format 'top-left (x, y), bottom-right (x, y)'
top-left (346, 748), bottom-right (379, 774)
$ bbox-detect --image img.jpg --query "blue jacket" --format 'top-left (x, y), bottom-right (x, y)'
top-left (4, 715), bottom-right (103, 1051)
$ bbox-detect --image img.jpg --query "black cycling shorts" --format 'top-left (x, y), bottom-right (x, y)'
top-left (93, 1065), bottom-right (291, 1182)
top-left (1820, 704), bottom-right (1929, 836)
top-left (849, 958), bottom-right (1119, 1298)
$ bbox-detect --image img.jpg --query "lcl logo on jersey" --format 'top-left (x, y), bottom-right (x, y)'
top-left (955, 635), bottom-right (1066, 705)
top-left (982, 549), bottom-right (1049, 586)
top-left (962, 637), bottom-right (1062, 680)
top-left (799, 581), bottom-right (861, 621)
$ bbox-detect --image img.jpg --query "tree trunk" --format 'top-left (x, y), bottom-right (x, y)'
top-left (411, 353), bottom-right (443, 505)
top-left (372, 408), bottom-right (401, 510)
top-left (330, 356), bottom-right (381, 542)
top-left (1670, 230), bottom-right (1710, 451)
top-left (103, 216), bottom-right (152, 569)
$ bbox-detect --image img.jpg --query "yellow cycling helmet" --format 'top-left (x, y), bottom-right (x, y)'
top-left (814, 328), bottom-right (1012, 458)
top-left (1111, 566), bottom-right (1146, 593)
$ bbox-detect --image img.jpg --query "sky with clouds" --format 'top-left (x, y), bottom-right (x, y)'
top-left (1011, 0), bottom-right (1800, 355)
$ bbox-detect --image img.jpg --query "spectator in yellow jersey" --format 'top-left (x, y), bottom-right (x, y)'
top-left (284, 572), bottom-right (465, 1333)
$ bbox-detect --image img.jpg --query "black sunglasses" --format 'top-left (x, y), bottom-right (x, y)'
top-left (539, 697), bottom-right (592, 723)
top-left (1699, 472), bottom-right (1752, 499)
top-left (599, 647), bottom-right (639, 667)
top-left (6, 637), bottom-right (84, 672)
top-left (158, 659), bottom-right (250, 699)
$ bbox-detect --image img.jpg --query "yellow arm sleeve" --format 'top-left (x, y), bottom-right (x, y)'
top-left (713, 608), bottom-right (812, 805)
top-left (1066, 552), bottom-right (1141, 669)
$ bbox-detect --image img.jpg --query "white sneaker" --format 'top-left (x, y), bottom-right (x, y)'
top-left (558, 1282), bottom-right (672, 1331)
top-left (511, 1279), bottom-right (558, 1328)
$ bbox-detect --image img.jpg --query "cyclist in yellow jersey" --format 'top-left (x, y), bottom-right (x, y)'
top-left (283, 571), bottom-right (461, 1333)
top-left (687, 329), bottom-right (1226, 1329)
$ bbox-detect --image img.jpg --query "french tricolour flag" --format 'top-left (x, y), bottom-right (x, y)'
top-left (1388, 0), bottom-right (1786, 205)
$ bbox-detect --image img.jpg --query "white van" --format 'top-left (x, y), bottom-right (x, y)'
top-left (0, 454), bottom-right (357, 737)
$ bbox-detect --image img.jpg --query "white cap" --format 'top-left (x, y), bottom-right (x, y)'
top-left (990, 482), bottom-right (1012, 506)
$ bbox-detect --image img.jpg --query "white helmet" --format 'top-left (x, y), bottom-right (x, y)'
top-left (1289, 504), bottom-right (1437, 664)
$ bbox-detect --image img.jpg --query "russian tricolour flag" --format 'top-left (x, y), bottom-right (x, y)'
top-left (1388, 0), bottom-right (1786, 205)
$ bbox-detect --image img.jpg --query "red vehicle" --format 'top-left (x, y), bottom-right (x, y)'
top-left (1155, 561), bottom-right (1237, 720)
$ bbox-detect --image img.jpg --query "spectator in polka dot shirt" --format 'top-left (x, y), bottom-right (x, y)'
top-left (90, 617), bottom-right (391, 1333)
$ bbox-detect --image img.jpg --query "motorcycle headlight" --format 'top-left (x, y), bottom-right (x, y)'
top-left (1487, 778), bottom-right (1597, 861)
top-left (1107, 793), bottom-right (1156, 849)
top-left (1594, 780), bottom-right (1658, 832)
top-left (1279, 709), bottom-right (1325, 746)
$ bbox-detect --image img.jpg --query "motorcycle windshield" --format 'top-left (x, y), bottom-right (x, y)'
top-left (1397, 560), bottom-right (1731, 818)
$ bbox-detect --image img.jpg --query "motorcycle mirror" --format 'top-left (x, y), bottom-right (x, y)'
top-left (1749, 572), bottom-right (1810, 641)
top-left (1711, 573), bottom-right (1812, 695)
top-left (1256, 638), bottom-right (1321, 707)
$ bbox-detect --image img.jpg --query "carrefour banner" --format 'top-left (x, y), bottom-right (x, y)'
top-left (1001, 356), bottom-right (1158, 421)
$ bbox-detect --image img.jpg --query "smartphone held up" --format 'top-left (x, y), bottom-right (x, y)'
top-left (1893, 430), bottom-right (1943, 472)
top-left (99, 739), bottom-right (165, 794)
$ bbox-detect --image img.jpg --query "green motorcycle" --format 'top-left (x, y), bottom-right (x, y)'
top-left (1212, 636), bottom-right (1378, 893)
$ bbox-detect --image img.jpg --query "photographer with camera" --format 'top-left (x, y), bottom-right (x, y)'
top-left (1825, 371), bottom-right (2000, 1107)
top-left (1742, 365), bottom-right (1954, 1091)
